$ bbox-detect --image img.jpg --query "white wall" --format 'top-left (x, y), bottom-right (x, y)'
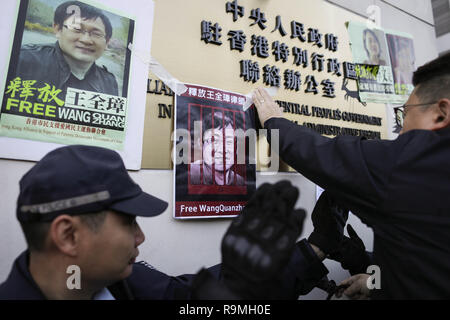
top-left (0, 0), bottom-right (438, 300)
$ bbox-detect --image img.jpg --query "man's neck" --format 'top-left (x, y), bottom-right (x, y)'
top-left (62, 53), bottom-right (94, 80)
top-left (29, 252), bottom-right (100, 300)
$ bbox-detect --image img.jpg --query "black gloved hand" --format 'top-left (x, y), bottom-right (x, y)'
top-left (329, 224), bottom-right (372, 275)
top-left (221, 180), bottom-right (306, 299)
top-left (307, 191), bottom-right (349, 255)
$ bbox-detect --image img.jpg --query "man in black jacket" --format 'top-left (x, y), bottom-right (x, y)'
top-left (0, 145), bottom-right (329, 300)
top-left (252, 52), bottom-right (450, 299)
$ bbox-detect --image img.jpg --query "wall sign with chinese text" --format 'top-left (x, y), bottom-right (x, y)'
top-left (144, 0), bottom-right (390, 170)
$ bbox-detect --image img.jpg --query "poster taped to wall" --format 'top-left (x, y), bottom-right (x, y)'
top-left (347, 21), bottom-right (415, 104)
top-left (0, 0), bottom-right (135, 151)
top-left (385, 30), bottom-right (415, 98)
top-left (174, 83), bottom-right (256, 219)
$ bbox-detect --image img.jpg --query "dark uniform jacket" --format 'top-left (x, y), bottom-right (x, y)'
top-left (265, 117), bottom-right (450, 299)
top-left (15, 42), bottom-right (118, 99)
top-left (0, 240), bottom-right (328, 300)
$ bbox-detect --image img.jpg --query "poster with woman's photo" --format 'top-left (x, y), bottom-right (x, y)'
top-left (174, 84), bottom-right (256, 219)
top-left (0, 0), bottom-right (134, 150)
top-left (347, 21), bottom-right (397, 104)
top-left (347, 21), bottom-right (415, 104)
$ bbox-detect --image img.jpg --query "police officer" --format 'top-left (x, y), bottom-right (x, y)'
top-left (252, 52), bottom-right (450, 299)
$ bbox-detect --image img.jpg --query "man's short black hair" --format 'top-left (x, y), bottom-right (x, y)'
top-left (54, 1), bottom-right (113, 40)
top-left (412, 52), bottom-right (450, 102)
top-left (20, 211), bottom-right (107, 252)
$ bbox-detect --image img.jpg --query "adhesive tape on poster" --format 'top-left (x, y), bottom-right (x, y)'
top-left (242, 87), bottom-right (279, 111)
top-left (128, 43), bottom-right (188, 95)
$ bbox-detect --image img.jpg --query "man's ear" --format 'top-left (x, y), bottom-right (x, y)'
top-left (49, 215), bottom-right (80, 257)
top-left (53, 23), bottom-right (62, 39)
top-left (432, 98), bottom-right (450, 131)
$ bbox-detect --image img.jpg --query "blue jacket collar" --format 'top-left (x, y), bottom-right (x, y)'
top-left (0, 250), bottom-right (47, 299)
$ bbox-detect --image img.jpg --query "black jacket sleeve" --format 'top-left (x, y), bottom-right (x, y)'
top-left (123, 239), bottom-right (328, 300)
top-left (264, 117), bottom-right (414, 226)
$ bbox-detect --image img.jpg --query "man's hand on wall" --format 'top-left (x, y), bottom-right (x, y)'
top-left (252, 87), bottom-right (283, 127)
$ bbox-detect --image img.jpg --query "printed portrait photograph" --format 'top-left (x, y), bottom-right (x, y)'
top-left (6, 0), bottom-right (134, 100)
top-left (188, 107), bottom-right (246, 189)
top-left (349, 24), bottom-right (390, 67)
top-left (174, 85), bottom-right (256, 218)
top-left (386, 33), bottom-right (415, 95)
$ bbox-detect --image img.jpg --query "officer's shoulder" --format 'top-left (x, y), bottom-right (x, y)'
top-left (135, 261), bottom-right (156, 270)
top-left (397, 128), bottom-right (437, 145)
top-left (0, 277), bottom-right (29, 300)
top-left (0, 280), bottom-right (7, 298)
top-left (130, 261), bottom-right (167, 279)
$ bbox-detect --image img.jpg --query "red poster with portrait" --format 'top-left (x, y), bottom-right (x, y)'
top-left (174, 84), bottom-right (256, 219)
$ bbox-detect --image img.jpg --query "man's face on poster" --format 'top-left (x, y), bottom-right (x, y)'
top-left (202, 125), bottom-right (235, 172)
top-left (55, 16), bottom-right (109, 64)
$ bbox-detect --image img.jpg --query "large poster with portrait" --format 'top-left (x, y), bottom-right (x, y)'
top-left (0, 0), bottom-right (134, 150)
top-left (347, 21), bottom-right (415, 104)
top-left (385, 30), bottom-right (415, 98)
top-left (347, 21), bottom-right (396, 104)
top-left (174, 84), bottom-right (256, 219)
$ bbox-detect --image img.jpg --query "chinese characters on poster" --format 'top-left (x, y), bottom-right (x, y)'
top-left (0, 0), bottom-right (134, 150)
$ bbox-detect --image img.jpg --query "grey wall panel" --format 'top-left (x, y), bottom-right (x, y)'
top-left (437, 32), bottom-right (450, 54)
top-left (382, 0), bottom-right (435, 25)
top-left (327, 0), bottom-right (435, 25)
top-left (377, 1), bottom-right (439, 68)
top-left (326, 0), bottom-right (375, 19)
